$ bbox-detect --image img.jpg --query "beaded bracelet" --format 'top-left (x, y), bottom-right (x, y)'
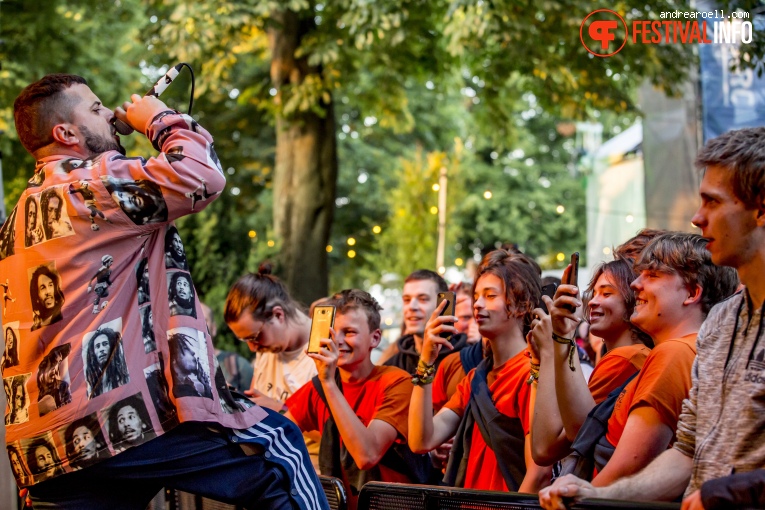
top-left (552, 332), bottom-right (577, 372)
top-left (412, 358), bottom-right (437, 386)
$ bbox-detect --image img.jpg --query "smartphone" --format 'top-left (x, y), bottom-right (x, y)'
top-left (436, 291), bottom-right (456, 339)
top-left (561, 252), bottom-right (580, 312)
top-left (565, 252), bottom-right (580, 287)
top-left (539, 282), bottom-right (558, 315)
top-left (307, 305), bottom-right (336, 354)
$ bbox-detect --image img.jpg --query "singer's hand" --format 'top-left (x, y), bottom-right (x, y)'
top-left (114, 94), bottom-right (170, 135)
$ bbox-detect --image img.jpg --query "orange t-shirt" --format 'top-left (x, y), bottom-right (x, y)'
top-left (432, 350), bottom-right (468, 412)
top-left (285, 364), bottom-right (414, 508)
top-left (604, 334), bottom-right (696, 448)
top-left (588, 344), bottom-right (650, 404)
top-left (443, 348), bottom-right (531, 491)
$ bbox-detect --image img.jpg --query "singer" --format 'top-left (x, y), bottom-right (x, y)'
top-left (3, 74), bottom-right (328, 510)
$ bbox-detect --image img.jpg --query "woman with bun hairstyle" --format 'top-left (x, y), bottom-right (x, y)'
top-left (224, 262), bottom-right (316, 411)
top-left (224, 262), bottom-right (320, 468)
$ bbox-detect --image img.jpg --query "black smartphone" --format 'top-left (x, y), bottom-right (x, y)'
top-left (307, 305), bottom-right (336, 354)
top-left (436, 291), bottom-right (456, 339)
top-left (565, 252), bottom-right (580, 287)
top-left (561, 252), bottom-right (580, 313)
top-left (539, 282), bottom-right (558, 315)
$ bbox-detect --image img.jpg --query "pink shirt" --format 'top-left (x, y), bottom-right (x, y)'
top-left (1, 111), bottom-right (266, 487)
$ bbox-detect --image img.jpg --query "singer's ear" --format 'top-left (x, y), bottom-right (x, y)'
top-left (51, 123), bottom-right (79, 147)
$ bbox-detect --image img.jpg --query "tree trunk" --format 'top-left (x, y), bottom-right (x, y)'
top-left (269, 10), bottom-right (337, 306)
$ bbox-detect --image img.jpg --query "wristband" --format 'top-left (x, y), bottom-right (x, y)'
top-left (552, 332), bottom-right (577, 372)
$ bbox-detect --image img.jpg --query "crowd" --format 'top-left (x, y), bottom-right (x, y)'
top-left (1, 73), bottom-right (764, 510)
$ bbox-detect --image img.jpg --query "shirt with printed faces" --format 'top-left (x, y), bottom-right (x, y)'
top-left (0, 110), bottom-right (266, 486)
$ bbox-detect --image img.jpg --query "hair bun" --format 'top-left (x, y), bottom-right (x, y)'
top-left (258, 261), bottom-right (273, 276)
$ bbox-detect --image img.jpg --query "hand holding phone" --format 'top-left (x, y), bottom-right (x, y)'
top-left (307, 305), bottom-right (336, 354)
top-left (436, 291), bottom-right (456, 339)
top-left (561, 252), bottom-right (580, 313)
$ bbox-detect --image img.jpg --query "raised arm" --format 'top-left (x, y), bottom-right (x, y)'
top-left (309, 335), bottom-right (398, 469)
top-left (529, 307), bottom-right (572, 465)
top-left (548, 279), bottom-right (597, 440)
top-left (408, 300), bottom-right (463, 453)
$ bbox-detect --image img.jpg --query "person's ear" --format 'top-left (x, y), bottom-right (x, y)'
top-left (370, 329), bottom-right (382, 350)
top-left (755, 195), bottom-right (765, 227)
top-left (51, 123), bottom-right (79, 147)
top-left (683, 284), bottom-right (703, 307)
top-left (271, 305), bottom-right (285, 323)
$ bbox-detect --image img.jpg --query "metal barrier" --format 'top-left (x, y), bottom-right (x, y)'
top-left (357, 482), bottom-right (681, 510)
top-left (169, 475), bottom-right (346, 510)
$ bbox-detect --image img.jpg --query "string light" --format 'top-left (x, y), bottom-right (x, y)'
top-left (372, 225), bottom-right (381, 234)
top-left (326, 245), bottom-right (333, 253)
top-left (603, 247), bottom-right (611, 255)
top-left (348, 250), bottom-right (356, 258)
top-left (248, 230), bottom-right (257, 238)
top-left (347, 237), bottom-right (356, 246)
top-left (438, 266), bottom-right (446, 274)
top-left (483, 190), bottom-right (492, 199)
top-left (455, 258), bottom-right (464, 266)
top-left (267, 240), bottom-right (275, 247)
top-left (430, 206), bottom-right (438, 214)
top-left (556, 252), bottom-right (565, 262)
top-left (432, 184), bottom-right (440, 191)
top-left (625, 214), bottom-right (634, 223)
top-left (556, 205), bottom-right (565, 214)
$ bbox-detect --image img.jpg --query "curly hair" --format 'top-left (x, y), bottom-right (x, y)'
top-left (25, 437), bottom-right (63, 478)
top-left (29, 264), bottom-right (64, 322)
top-left (473, 249), bottom-right (542, 335)
top-left (85, 327), bottom-right (129, 398)
top-left (39, 188), bottom-right (64, 240)
top-left (24, 195), bottom-right (39, 246)
top-left (107, 394), bottom-right (153, 445)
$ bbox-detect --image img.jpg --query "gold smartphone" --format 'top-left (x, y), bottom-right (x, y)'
top-left (308, 305), bottom-right (336, 353)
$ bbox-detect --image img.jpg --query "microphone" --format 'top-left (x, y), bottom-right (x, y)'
top-left (113, 63), bottom-right (186, 136)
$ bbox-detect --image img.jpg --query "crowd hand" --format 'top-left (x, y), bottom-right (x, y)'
top-left (113, 94), bottom-right (170, 135)
top-left (243, 387), bottom-right (285, 412)
top-left (529, 306), bottom-right (553, 360)
top-left (422, 300), bottom-right (458, 365)
top-left (307, 332), bottom-right (339, 385)
top-left (680, 490), bottom-right (704, 510)
top-left (549, 264), bottom-right (582, 340)
top-left (538, 474), bottom-right (597, 510)
top-left (429, 437), bottom-right (454, 471)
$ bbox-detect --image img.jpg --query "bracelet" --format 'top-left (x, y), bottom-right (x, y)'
top-left (526, 362), bottom-right (540, 385)
top-left (411, 373), bottom-right (435, 386)
top-left (552, 332), bottom-right (577, 372)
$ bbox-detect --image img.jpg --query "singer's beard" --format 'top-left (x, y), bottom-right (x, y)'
top-left (80, 126), bottom-right (126, 156)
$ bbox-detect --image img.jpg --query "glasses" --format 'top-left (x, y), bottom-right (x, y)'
top-left (241, 316), bottom-right (269, 344)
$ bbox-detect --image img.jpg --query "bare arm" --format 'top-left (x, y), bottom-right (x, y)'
top-left (529, 308), bottom-right (573, 465)
top-left (592, 405), bottom-right (675, 486)
top-left (310, 336), bottom-right (399, 469)
top-left (408, 300), bottom-right (463, 453)
top-left (547, 285), bottom-right (597, 441)
top-left (538, 448), bottom-right (692, 510)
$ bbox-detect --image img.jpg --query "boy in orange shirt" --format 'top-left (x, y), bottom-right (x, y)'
top-left (285, 289), bottom-right (429, 510)
top-left (539, 232), bottom-right (738, 508)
